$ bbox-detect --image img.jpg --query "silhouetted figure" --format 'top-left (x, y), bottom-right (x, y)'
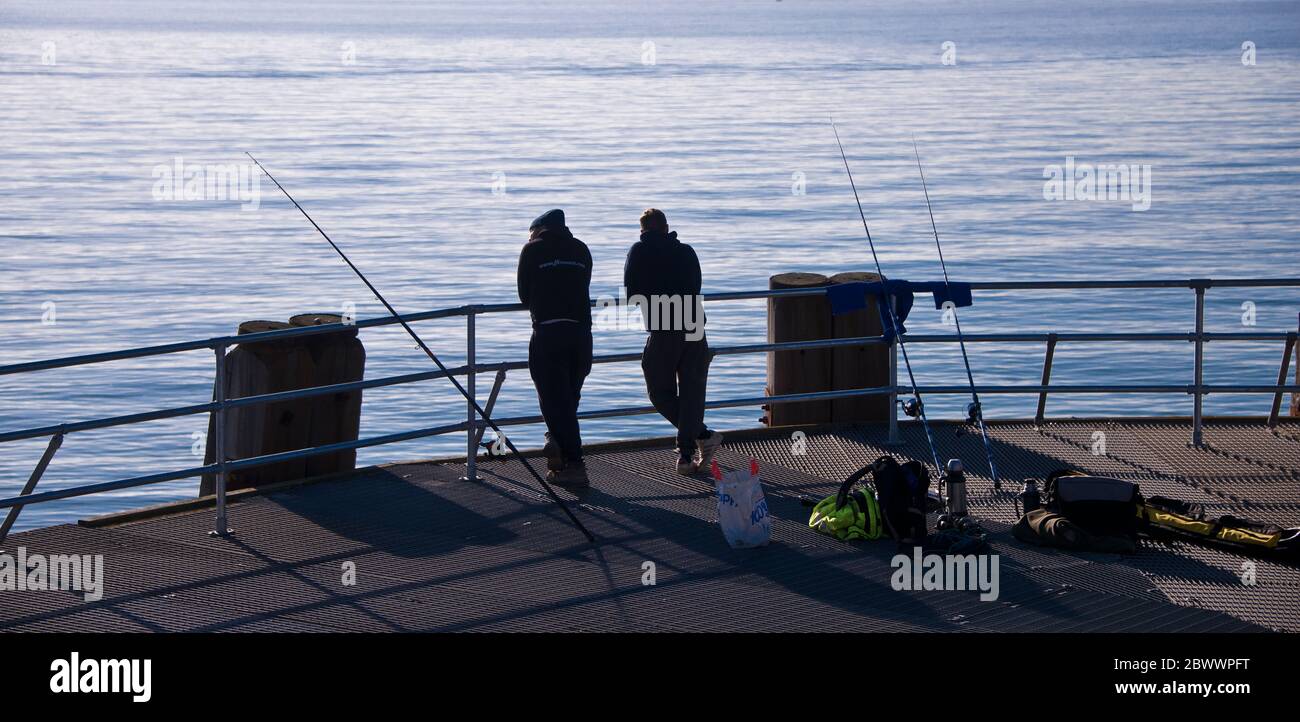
top-left (517, 209), bottom-right (593, 488)
top-left (624, 208), bottom-right (722, 474)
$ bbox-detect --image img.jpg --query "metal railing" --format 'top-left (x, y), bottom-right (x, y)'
top-left (1, 277), bottom-right (1298, 539)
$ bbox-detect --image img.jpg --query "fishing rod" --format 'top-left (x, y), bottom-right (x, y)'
top-left (910, 138), bottom-right (1002, 490)
top-left (245, 152), bottom-right (596, 543)
top-left (830, 124), bottom-right (945, 484)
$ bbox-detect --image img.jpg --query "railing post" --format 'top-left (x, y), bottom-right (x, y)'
top-left (0, 430), bottom-right (64, 544)
top-left (1035, 334), bottom-right (1058, 427)
top-left (211, 343), bottom-right (230, 536)
top-left (1192, 284), bottom-right (1206, 447)
top-left (461, 308), bottom-right (479, 482)
top-left (1267, 332), bottom-right (1296, 427)
top-left (472, 369), bottom-right (508, 450)
top-left (887, 295), bottom-right (900, 445)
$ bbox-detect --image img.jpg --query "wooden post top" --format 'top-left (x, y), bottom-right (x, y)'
top-left (829, 271), bottom-right (882, 284)
top-left (289, 313), bottom-right (344, 327)
top-left (289, 313), bottom-right (359, 340)
top-left (235, 320), bottom-right (297, 355)
top-left (769, 272), bottom-right (829, 289)
top-left (237, 320), bottom-right (292, 335)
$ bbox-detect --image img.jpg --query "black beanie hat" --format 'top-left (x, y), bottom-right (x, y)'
top-left (529, 208), bottom-right (565, 231)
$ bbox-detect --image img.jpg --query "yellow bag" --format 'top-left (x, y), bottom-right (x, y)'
top-left (1141, 496), bottom-right (1291, 552)
top-left (808, 467), bottom-right (883, 541)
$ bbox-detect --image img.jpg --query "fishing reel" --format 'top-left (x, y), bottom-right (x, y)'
top-left (899, 397), bottom-right (923, 418)
top-left (964, 401), bottom-right (982, 425)
top-left (936, 513), bottom-right (985, 535)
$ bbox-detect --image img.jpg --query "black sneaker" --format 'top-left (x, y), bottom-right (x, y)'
top-left (547, 461), bottom-right (589, 490)
top-left (542, 433), bottom-right (564, 473)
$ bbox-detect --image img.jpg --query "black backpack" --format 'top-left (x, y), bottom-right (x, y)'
top-left (867, 456), bottom-right (930, 545)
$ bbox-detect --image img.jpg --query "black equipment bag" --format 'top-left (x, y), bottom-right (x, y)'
top-left (1012, 508), bottom-right (1137, 554)
top-left (1044, 469), bottom-right (1141, 540)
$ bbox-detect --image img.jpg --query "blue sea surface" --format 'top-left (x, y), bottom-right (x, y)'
top-left (1, 0), bottom-right (1298, 530)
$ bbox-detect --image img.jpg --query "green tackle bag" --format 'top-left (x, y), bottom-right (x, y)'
top-left (808, 463), bottom-right (883, 541)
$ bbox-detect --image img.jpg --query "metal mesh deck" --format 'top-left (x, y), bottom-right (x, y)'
top-left (2, 419), bottom-right (1296, 632)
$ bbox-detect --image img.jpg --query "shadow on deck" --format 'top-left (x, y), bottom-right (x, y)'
top-left (2, 419), bottom-right (1298, 632)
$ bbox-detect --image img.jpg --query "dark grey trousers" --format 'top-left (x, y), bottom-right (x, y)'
top-left (529, 323), bottom-right (592, 463)
top-left (641, 332), bottom-right (711, 453)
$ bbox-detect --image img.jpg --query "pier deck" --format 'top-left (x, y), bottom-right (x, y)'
top-left (2, 419), bottom-right (1298, 632)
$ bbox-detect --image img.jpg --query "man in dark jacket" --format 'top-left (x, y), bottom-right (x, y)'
top-left (517, 208), bottom-right (592, 488)
top-left (624, 208), bottom-right (722, 474)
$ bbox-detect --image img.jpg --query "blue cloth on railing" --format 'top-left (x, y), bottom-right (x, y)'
top-left (825, 280), bottom-right (973, 339)
top-left (929, 281), bottom-right (972, 310)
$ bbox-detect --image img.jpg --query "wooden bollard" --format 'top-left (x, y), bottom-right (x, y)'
top-left (289, 314), bottom-right (366, 478)
top-left (766, 272), bottom-right (832, 426)
top-left (829, 272), bottom-right (890, 422)
top-left (201, 321), bottom-right (315, 496)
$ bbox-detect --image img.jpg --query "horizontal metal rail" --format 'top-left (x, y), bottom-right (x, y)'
top-left (6, 277), bottom-right (1299, 376)
top-left (0, 365), bottom-right (468, 444)
top-left (5, 329), bottom-right (1297, 446)
top-left (0, 306), bottom-right (472, 377)
top-left (6, 378), bottom-right (1298, 512)
top-left (0, 420), bottom-right (467, 511)
top-left (1, 276), bottom-right (1298, 531)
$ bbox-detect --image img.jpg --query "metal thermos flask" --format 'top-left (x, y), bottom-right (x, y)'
top-left (945, 458), bottom-right (967, 516)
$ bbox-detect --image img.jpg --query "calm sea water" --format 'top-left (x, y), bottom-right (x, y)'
top-left (2, 0), bottom-right (1299, 531)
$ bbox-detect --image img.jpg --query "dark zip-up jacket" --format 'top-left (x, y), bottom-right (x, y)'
top-left (623, 230), bottom-right (705, 334)
top-left (517, 228), bottom-right (593, 327)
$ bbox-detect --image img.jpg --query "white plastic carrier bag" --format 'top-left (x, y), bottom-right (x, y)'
top-left (712, 459), bottom-right (772, 548)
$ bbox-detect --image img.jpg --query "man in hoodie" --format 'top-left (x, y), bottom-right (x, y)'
top-left (624, 208), bottom-right (723, 474)
top-left (517, 208), bottom-right (593, 488)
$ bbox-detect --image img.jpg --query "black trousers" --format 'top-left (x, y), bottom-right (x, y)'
top-left (641, 332), bottom-right (711, 453)
top-left (528, 323), bottom-right (593, 463)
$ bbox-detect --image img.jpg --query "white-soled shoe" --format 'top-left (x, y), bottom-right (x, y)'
top-left (694, 430), bottom-right (723, 470)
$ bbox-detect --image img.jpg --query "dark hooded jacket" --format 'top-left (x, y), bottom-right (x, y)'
top-left (623, 230), bottom-right (705, 334)
top-left (517, 228), bottom-right (592, 327)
